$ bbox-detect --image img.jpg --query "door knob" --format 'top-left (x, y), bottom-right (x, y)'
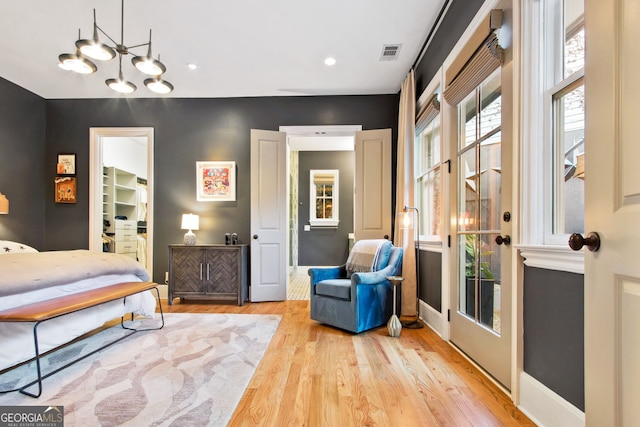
top-left (495, 235), bottom-right (511, 246)
top-left (253, 234), bottom-right (259, 240)
top-left (568, 232), bottom-right (600, 252)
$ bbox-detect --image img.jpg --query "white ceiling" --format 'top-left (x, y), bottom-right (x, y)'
top-left (0, 0), bottom-right (446, 99)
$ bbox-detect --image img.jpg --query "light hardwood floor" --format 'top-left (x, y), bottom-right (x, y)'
top-left (162, 300), bottom-right (534, 426)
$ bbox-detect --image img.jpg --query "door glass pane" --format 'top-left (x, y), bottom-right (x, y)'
top-left (460, 233), bottom-right (501, 332)
top-left (459, 234), bottom-right (475, 319)
top-left (480, 234), bottom-right (500, 332)
top-left (480, 71), bottom-right (501, 138)
top-left (479, 131), bottom-right (502, 232)
top-left (458, 148), bottom-right (477, 232)
top-left (459, 92), bottom-right (477, 149)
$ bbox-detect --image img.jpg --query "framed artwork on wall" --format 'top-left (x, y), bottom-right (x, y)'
top-left (57, 153), bottom-right (76, 175)
top-left (55, 177), bottom-right (77, 203)
top-left (196, 161), bottom-right (236, 202)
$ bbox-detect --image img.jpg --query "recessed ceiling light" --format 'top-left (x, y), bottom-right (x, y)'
top-left (187, 63), bottom-right (198, 70)
top-left (324, 57), bottom-right (336, 66)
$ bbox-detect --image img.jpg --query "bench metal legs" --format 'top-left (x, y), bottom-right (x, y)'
top-left (5, 287), bottom-right (164, 398)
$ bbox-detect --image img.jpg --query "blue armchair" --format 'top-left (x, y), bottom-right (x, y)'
top-left (309, 240), bottom-right (403, 333)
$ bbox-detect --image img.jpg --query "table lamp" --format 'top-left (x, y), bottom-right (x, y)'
top-left (181, 213), bottom-right (199, 245)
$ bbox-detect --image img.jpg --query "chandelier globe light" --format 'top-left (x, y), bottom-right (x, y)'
top-left (58, 0), bottom-right (173, 95)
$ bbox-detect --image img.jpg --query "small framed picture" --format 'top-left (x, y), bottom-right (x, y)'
top-left (196, 161), bottom-right (236, 202)
top-left (57, 153), bottom-right (76, 175)
top-left (55, 177), bottom-right (77, 203)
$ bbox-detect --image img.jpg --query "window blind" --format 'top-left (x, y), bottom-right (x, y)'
top-left (443, 33), bottom-right (504, 106)
top-left (415, 94), bottom-right (440, 135)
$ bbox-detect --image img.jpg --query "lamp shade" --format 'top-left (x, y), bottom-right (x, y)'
top-left (399, 210), bottom-right (413, 229)
top-left (75, 10), bottom-right (116, 61)
top-left (0, 193), bottom-right (8, 214)
top-left (106, 74), bottom-right (137, 94)
top-left (58, 52), bottom-right (97, 74)
top-left (132, 55), bottom-right (166, 76)
top-left (144, 77), bottom-right (174, 94)
top-left (76, 33), bottom-right (116, 61)
top-left (181, 214), bottom-right (199, 231)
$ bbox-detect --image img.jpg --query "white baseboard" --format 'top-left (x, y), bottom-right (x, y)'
top-left (518, 372), bottom-right (585, 427)
top-left (156, 283), bottom-right (168, 300)
top-left (421, 301), bottom-right (443, 337)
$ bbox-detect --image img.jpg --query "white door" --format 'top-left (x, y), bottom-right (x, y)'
top-left (584, 0), bottom-right (640, 424)
top-left (250, 129), bottom-right (287, 302)
top-left (449, 68), bottom-right (512, 388)
top-left (354, 129), bottom-right (392, 241)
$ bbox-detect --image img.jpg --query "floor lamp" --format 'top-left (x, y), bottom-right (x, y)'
top-left (400, 205), bottom-right (424, 329)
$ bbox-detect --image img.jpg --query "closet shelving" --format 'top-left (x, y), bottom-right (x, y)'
top-left (103, 166), bottom-right (138, 258)
top-left (103, 166), bottom-right (138, 231)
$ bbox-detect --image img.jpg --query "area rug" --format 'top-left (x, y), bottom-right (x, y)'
top-left (0, 313), bottom-right (281, 426)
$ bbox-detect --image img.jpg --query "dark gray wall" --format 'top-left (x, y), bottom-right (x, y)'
top-left (43, 95), bottom-right (398, 283)
top-left (298, 151), bottom-right (354, 266)
top-left (0, 78), bottom-right (46, 248)
top-left (414, 0), bottom-right (485, 97)
top-left (419, 249), bottom-right (442, 312)
top-left (523, 266), bottom-right (584, 411)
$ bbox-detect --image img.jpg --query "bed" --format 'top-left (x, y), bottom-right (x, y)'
top-left (0, 241), bottom-right (156, 371)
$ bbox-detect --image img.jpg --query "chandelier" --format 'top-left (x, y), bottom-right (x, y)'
top-left (58, 0), bottom-right (173, 94)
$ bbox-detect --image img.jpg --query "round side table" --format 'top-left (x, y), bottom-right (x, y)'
top-left (386, 276), bottom-right (404, 337)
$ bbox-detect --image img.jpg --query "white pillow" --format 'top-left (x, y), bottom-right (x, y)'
top-left (0, 241), bottom-right (38, 254)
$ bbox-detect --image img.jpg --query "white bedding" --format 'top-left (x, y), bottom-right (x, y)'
top-left (0, 245), bottom-right (157, 371)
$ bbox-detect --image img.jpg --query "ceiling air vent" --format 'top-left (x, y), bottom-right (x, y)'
top-left (380, 44), bottom-right (402, 61)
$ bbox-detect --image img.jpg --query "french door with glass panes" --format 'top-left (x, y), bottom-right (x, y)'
top-left (449, 69), bottom-right (512, 388)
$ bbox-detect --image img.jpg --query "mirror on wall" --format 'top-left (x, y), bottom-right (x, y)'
top-left (89, 128), bottom-right (154, 275)
top-left (309, 169), bottom-right (339, 227)
top-left (102, 137), bottom-right (149, 267)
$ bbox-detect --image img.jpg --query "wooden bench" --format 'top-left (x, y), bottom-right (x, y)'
top-left (0, 281), bottom-right (164, 398)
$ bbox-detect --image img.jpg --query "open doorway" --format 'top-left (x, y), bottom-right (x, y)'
top-left (280, 125), bottom-right (360, 300)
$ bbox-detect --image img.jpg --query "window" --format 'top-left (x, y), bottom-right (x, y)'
top-left (309, 170), bottom-right (339, 227)
top-left (415, 92), bottom-right (442, 240)
top-left (519, 0), bottom-right (585, 272)
top-left (416, 111), bottom-right (442, 239)
top-left (545, 0), bottom-right (585, 242)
